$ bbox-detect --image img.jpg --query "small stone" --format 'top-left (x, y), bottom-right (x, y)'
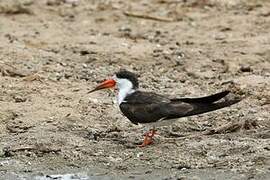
top-left (240, 65), bottom-right (252, 72)
top-left (136, 152), bottom-right (143, 158)
top-left (79, 50), bottom-right (90, 56)
top-left (119, 26), bottom-right (131, 32)
top-left (13, 95), bottom-right (27, 103)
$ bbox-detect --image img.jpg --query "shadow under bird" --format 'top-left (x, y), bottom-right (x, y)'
top-left (89, 70), bottom-right (241, 147)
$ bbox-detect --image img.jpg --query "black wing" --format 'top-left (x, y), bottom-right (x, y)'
top-left (119, 91), bottom-right (194, 124)
top-left (172, 90), bottom-right (230, 104)
top-left (167, 91), bottom-right (241, 119)
top-left (119, 91), bottom-right (241, 125)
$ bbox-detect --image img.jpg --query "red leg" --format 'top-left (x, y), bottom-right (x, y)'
top-left (139, 129), bottom-right (157, 147)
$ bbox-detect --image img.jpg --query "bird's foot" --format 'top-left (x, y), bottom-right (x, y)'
top-left (143, 129), bottom-right (157, 137)
top-left (139, 129), bottom-right (157, 147)
top-left (138, 135), bottom-right (153, 147)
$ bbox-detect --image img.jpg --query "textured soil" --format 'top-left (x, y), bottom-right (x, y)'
top-left (0, 0), bottom-right (270, 179)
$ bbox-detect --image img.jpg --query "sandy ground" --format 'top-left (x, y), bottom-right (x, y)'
top-left (0, 0), bottom-right (270, 179)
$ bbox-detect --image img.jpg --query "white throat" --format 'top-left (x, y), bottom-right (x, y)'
top-left (116, 78), bottom-right (135, 104)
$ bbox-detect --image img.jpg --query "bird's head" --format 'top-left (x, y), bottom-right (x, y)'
top-left (88, 70), bottom-right (139, 93)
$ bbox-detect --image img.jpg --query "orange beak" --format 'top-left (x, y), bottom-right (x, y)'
top-left (88, 79), bottom-right (116, 93)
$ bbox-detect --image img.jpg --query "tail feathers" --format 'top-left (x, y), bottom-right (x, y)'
top-left (173, 90), bottom-right (230, 104)
top-left (172, 90), bottom-right (242, 117)
top-left (185, 95), bottom-right (242, 117)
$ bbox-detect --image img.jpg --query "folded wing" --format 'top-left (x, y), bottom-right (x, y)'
top-left (120, 91), bottom-right (241, 125)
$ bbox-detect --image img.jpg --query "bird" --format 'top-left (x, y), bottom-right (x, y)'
top-left (89, 70), bottom-right (241, 147)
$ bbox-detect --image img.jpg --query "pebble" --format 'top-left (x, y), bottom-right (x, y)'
top-left (240, 65), bottom-right (252, 72)
top-left (136, 152), bottom-right (143, 158)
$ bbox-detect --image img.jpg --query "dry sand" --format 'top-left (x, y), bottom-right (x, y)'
top-left (0, 0), bottom-right (270, 179)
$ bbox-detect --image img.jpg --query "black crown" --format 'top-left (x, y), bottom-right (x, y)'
top-left (116, 70), bottom-right (139, 88)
